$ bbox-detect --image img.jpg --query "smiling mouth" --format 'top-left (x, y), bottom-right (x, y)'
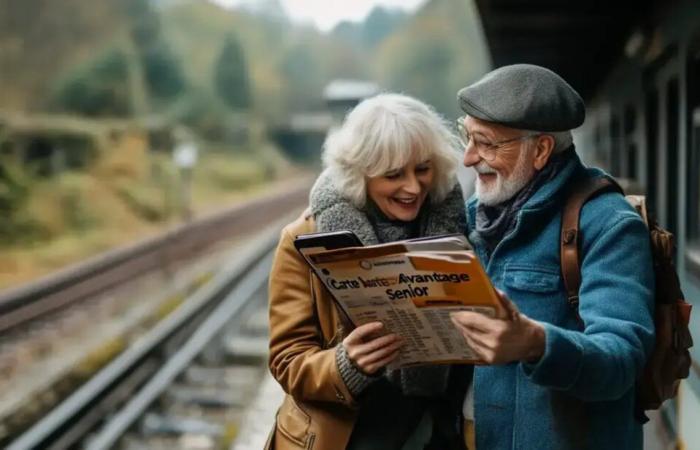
top-left (392, 197), bottom-right (419, 207)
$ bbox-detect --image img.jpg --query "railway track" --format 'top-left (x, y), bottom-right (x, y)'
top-left (6, 222), bottom-right (281, 450)
top-left (0, 177), bottom-right (310, 336)
top-left (0, 177), bottom-right (312, 448)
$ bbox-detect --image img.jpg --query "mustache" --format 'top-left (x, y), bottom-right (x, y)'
top-left (474, 162), bottom-right (497, 175)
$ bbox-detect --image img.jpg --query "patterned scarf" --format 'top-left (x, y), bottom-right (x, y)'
top-left (475, 146), bottom-right (575, 255)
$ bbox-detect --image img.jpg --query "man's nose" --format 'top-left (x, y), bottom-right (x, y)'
top-left (463, 141), bottom-right (480, 167)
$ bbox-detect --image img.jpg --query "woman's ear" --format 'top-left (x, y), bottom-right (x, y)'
top-left (533, 135), bottom-right (555, 170)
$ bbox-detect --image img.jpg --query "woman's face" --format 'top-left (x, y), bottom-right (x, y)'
top-left (366, 159), bottom-right (434, 221)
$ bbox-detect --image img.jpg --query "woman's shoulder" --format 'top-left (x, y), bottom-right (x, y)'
top-left (281, 208), bottom-right (316, 238)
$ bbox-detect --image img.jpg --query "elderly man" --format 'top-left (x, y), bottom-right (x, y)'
top-left (450, 64), bottom-right (655, 450)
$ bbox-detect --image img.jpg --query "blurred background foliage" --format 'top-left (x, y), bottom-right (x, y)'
top-left (0, 0), bottom-right (488, 287)
top-left (0, 0), bottom-right (487, 123)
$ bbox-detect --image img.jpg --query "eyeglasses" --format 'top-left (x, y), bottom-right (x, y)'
top-left (456, 117), bottom-right (540, 161)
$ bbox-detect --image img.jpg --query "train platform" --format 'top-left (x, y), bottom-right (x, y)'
top-left (229, 371), bottom-right (284, 450)
top-left (226, 377), bottom-right (673, 450)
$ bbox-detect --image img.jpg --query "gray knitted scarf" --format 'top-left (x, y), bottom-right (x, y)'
top-left (310, 169), bottom-right (466, 245)
top-left (309, 168), bottom-right (466, 396)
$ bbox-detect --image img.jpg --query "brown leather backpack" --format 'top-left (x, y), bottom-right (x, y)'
top-left (560, 176), bottom-right (693, 422)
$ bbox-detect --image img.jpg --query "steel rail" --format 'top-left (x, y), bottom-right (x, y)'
top-left (0, 177), bottom-right (310, 334)
top-left (6, 224), bottom-right (282, 450)
top-left (87, 251), bottom-right (273, 449)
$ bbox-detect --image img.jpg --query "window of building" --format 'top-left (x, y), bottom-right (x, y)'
top-left (689, 111), bottom-right (700, 247)
top-left (644, 89), bottom-right (659, 212)
top-left (623, 105), bottom-right (637, 180)
top-left (665, 78), bottom-right (679, 240)
top-left (686, 40), bottom-right (700, 273)
top-left (626, 143), bottom-right (638, 181)
top-left (610, 115), bottom-right (622, 176)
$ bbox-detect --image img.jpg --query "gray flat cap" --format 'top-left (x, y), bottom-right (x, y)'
top-left (457, 64), bottom-right (585, 131)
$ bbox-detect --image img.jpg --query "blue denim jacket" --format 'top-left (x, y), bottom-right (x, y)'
top-left (466, 151), bottom-right (655, 450)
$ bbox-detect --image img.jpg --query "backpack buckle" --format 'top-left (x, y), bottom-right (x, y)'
top-left (567, 294), bottom-right (579, 308)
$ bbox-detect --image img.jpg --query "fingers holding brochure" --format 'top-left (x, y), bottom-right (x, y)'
top-left (496, 289), bottom-right (521, 322)
top-left (450, 290), bottom-right (545, 365)
top-left (343, 321), bottom-right (403, 375)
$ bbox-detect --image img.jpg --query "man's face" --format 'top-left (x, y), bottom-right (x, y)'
top-left (461, 116), bottom-right (539, 206)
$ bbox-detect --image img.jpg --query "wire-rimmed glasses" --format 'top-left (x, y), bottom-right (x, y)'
top-left (456, 117), bottom-right (540, 161)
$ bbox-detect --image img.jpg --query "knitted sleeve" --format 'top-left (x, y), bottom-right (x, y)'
top-left (335, 344), bottom-right (382, 397)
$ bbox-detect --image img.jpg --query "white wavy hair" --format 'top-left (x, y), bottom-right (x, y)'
top-left (516, 129), bottom-right (573, 154)
top-left (548, 130), bottom-right (574, 153)
top-left (540, 130), bottom-right (574, 155)
top-left (322, 93), bottom-right (461, 209)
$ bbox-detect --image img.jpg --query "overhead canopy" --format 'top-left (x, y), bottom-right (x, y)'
top-left (473, 0), bottom-right (656, 100)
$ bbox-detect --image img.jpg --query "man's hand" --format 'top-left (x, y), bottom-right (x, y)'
top-left (342, 322), bottom-right (402, 375)
top-left (450, 291), bottom-right (546, 364)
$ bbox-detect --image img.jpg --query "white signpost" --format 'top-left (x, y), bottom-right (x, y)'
top-left (173, 141), bottom-right (198, 220)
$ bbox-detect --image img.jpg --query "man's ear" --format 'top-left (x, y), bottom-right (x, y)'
top-left (533, 135), bottom-right (555, 170)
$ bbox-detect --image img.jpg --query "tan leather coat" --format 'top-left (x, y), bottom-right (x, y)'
top-left (267, 211), bottom-right (359, 449)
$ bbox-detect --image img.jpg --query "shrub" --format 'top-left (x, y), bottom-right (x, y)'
top-left (51, 48), bottom-right (131, 117)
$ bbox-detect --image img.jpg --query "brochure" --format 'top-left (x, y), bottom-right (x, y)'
top-left (295, 231), bottom-right (507, 367)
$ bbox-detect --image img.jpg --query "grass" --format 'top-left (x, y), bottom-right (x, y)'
top-left (0, 142), bottom-right (306, 290)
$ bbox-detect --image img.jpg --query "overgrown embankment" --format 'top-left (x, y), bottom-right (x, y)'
top-left (0, 136), bottom-right (301, 289)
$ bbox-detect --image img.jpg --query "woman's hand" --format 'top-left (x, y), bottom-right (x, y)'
top-left (342, 322), bottom-right (402, 375)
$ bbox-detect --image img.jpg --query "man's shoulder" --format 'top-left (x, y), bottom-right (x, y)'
top-left (575, 174), bottom-right (648, 243)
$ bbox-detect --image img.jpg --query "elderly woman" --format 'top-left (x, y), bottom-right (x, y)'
top-left (266, 93), bottom-right (467, 450)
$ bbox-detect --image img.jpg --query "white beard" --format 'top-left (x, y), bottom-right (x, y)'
top-left (474, 149), bottom-right (536, 206)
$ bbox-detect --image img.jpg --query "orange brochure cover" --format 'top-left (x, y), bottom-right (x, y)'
top-left (300, 234), bottom-right (506, 366)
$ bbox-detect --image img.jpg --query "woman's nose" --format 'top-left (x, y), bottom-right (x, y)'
top-left (402, 174), bottom-right (421, 194)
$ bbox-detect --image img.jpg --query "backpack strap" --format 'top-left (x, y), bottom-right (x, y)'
top-left (561, 176), bottom-right (623, 315)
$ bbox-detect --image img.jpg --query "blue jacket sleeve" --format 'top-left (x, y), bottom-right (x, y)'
top-left (522, 203), bottom-right (655, 401)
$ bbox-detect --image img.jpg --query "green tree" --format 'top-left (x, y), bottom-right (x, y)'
top-left (125, 0), bottom-right (161, 48)
top-left (52, 48), bottom-right (131, 116)
top-left (380, 31), bottom-right (454, 114)
top-left (214, 34), bottom-right (252, 110)
top-left (362, 7), bottom-right (407, 48)
top-left (278, 43), bottom-right (325, 111)
top-left (374, 0), bottom-right (489, 118)
top-left (0, 0), bottom-right (126, 111)
top-left (142, 41), bottom-right (186, 100)
top-left (0, 160), bottom-right (43, 244)
top-left (331, 7), bottom-right (407, 50)
top-left (125, 0), bottom-right (185, 103)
